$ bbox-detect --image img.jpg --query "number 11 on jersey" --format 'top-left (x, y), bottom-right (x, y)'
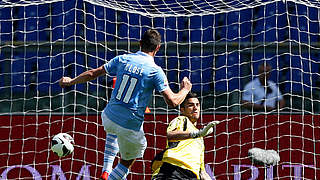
top-left (116, 74), bottom-right (138, 103)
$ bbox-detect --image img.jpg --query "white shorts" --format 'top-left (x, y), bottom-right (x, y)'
top-left (101, 112), bottom-right (147, 160)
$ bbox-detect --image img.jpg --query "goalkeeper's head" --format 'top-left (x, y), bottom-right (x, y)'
top-left (180, 92), bottom-right (200, 124)
top-left (140, 29), bottom-right (162, 54)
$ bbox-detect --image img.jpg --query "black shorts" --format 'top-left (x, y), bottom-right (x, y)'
top-left (152, 162), bottom-right (198, 180)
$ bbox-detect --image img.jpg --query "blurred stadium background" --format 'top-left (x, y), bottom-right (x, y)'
top-left (0, 0), bottom-right (320, 179)
top-left (0, 0), bottom-right (320, 113)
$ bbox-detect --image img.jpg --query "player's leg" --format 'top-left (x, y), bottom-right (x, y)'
top-left (100, 113), bottom-right (120, 180)
top-left (108, 124), bottom-right (147, 180)
top-left (108, 159), bottom-right (135, 180)
top-left (152, 162), bottom-right (197, 180)
top-left (100, 133), bottom-right (119, 180)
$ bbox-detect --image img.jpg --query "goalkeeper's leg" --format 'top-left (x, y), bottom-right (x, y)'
top-left (101, 133), bottom-right (119, 179)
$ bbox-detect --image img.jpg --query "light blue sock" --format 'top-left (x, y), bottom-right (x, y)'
top-left (102, 133), bottom-right (119, 173)
top-left (108, 163), bottom-right (129, 180)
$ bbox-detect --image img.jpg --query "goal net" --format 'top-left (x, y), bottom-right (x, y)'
top-left (0, 0), bottom-right (319, 179)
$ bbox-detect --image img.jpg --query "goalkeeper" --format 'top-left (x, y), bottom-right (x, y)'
top-left (152, 92), bottom-right (219, 180)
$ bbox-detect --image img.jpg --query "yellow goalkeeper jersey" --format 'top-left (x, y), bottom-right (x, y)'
top-left (152, 116), bottom-right (205, 179)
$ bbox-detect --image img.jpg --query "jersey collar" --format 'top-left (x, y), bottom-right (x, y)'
top-left (137, 51), bottom-right (154, 61)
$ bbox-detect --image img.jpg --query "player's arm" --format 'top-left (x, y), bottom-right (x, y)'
top-left (59, 65), bottom-right (106, 88)
top-left (167, 121), bottom-right (220, 140)
top-left (161, 77), bottom-right (192, 107)
top-left (166, 117), bottom-right (191, 141)
top-left (167, 129), bottom-right (193, 140)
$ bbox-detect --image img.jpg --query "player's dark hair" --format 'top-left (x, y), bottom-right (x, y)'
top-left (140, 29), bottom-right (161, 52)
top-left (182, 92), bottom-right (198, 107)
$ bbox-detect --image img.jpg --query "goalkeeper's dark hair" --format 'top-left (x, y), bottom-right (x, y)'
top-left (140, 29), bottom-right (161, 52)
top-left (182, 92), bottom-right (198, 107)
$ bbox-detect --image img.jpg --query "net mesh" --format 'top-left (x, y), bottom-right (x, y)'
top-left (0, 0), bottom-right (320, 179)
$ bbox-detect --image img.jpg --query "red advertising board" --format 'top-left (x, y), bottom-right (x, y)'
top-left (0, 114), bottom-right (319, 179)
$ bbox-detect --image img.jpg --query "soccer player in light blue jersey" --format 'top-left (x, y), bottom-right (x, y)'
top-left (59, 29), bottom-right (192, 180)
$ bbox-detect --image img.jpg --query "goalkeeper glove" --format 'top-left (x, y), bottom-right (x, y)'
top-left (190, 121), bottom-right (220, 138)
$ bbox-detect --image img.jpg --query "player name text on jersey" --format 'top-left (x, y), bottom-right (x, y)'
top-left (124, 63), bottom-right (144, 76)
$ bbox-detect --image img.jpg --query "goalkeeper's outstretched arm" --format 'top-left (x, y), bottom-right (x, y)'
top-left (167, 121), bottom-right (220, 140)
top-left (167, 130), bottom-right (194, 140)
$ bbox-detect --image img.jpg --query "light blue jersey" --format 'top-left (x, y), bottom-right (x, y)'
top-left (103, 51), bottom-right (168, 131)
